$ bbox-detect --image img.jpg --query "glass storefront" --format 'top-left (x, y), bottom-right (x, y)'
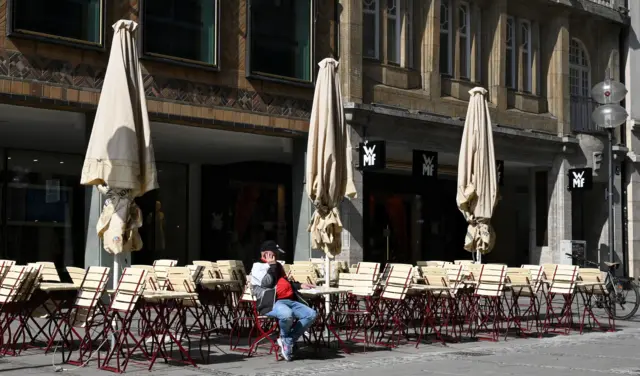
top-left (2, 150), bottom-right (86, 267)
top-left (132, 162), bottom-right (189, 266)
top-left (0, 149), bottom-right (190, 273)
top-left (363, 171), bottom-right (469, 268)
top-left (201, 162), bottom-right (292, 267)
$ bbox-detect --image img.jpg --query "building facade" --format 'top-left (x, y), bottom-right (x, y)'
top-left (0, 0), bottom-right (631, 274)
top-left (625, 1), bottom-right (640, 278)
top-left (327, 0), bottom-right (629, 269)
top-left (0, 0), bottom-right (336, 273)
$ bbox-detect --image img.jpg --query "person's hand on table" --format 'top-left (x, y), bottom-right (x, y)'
top-left (301, 283), bottom-right (316, 290)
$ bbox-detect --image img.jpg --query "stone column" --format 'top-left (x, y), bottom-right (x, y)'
top-left (83, 111), bottom-right (112, 269)
top-left (626, 161), bottom-right (640, 278)
top-left (485, 0), bottom-right (507, 110)
top-left (291, 137), bottom-right (312, 261)
top-left (544, 13), bottom-right (570, 136)
top-left (547, 154), bottom-right (572, 264)
top-left (420, 0), bottom-right (441, 97)
top-left (338, 0), bottom-right (363, 103)
top-left (625, 2), bottom-right (640, 279)
top-left (187, 164), bottom-right (201, 262)
top-left (339, 114), bottom-right (365, 266)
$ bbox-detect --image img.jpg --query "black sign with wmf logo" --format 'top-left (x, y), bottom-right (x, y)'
top-left (358, 141), bottom-right (386, 170)
top-left (496, 160), bottom-right (504, 186)
top-left (412, 150), bottom-right (438, 179)
top-left (568, 168), bottom-right (593, 191)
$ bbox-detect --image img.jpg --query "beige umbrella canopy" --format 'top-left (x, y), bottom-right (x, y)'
top-left (306, 58), bottom-right (357, 259)
top-left (456, 87), bottom-right (498, 261)
top-left (81, 20), bottom-right (158, 256)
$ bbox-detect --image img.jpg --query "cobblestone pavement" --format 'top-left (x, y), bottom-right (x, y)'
top-left (1, 318), bottom-right (640, 376)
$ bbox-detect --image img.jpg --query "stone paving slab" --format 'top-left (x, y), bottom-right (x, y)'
top-left (0, 320), bottom-right (639, 375)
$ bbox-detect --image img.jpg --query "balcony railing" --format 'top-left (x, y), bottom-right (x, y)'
top-left (570, 95), bottom-right (604, 134)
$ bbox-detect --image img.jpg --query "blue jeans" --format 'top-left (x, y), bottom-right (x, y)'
top-left (267, 299), bottom-right (317, 346)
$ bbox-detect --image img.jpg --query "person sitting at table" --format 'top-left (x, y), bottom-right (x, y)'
top-left (250, 240), bottom-right (317, 361)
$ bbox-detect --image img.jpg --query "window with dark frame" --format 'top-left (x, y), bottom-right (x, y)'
top-left (142, 0), bottom-right (218, 66)
top-left (363, 0), bottom-right (379, 59)
top-left (458, 2), bottom-right (471, 79)
top-left (506, 16), bottom-right (516, 89)
top-left (9, 0), bottom-right (102, 45)
top-left (248, 0), bottom-right (313, 82)
top-left (521, 20), bottom-right (532, 93)
top-left (439, 0), bottom-right (452, 76)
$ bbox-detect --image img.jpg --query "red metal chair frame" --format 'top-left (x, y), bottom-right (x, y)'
top-left (542, 265), bottom-right (579, 335)
top-left (229, 284), bottom-right (280, 360)
top-left (468, 264), bottom-right (508, 342)
top-left (64, 266), bottom-right (111, 367)
top-left (99, 268), bottom-right (148, 374)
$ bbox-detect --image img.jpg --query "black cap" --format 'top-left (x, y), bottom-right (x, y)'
top-left (259, 240), bottom-right (285, 255)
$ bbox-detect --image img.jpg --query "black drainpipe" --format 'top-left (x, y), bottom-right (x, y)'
top-left (619, 21), bottom-right (630, 277)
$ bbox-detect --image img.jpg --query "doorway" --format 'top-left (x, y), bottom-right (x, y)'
top-left (200, 162), bottom-right (293, 267)
top-left (363, 172), bottom-right (468, 268)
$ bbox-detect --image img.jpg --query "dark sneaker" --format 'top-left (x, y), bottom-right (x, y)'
top-left (277, 338), bottom-right (291, 361)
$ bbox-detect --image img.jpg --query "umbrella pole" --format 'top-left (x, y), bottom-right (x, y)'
top-left (476, 250), bottom-right (482, 264)
top-left (324, 256), bottom-right (330, 339)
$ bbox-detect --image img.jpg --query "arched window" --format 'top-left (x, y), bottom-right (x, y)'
top-left (569, 38), bottom-right (591, 98)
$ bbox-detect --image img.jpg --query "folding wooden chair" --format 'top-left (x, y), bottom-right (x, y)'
top-left (355, 262), bottom-right (381, 282)
top-left (217, 260), bottom-right (245, 313)
top-left (229, 283), bottom-right (280, 360)
top-left (331, 272), bottom-right (378, 344)
top-left (372, 264), bottom-right (414, 348)
top-left (193, 261), bottom-right (221, 279)
top-left (468, 264), bottom-right (507, 342)
top-left (417, 267), bottom-right (452, 345)
top-left (576, 268), bottom-right (615, 333)
top-left (29, 262), bottom-right (62, 326)
top-left (0, 260), bottom-right (16, 282)
top-left (161, 267), bottom-right (200, 366)
top-left (66, 267), bottom-right (87, 287)
top-left (64, 266), bottom-right (111, 366)
top-left (418, 261), bottom-right (448, 267)
top-left (131, 265), bottom-right (161, 291)
top-left (187, 264), bottom-right (205, 284)
top-left (99, 268), bottom-right (148, 373)
top-left (4, 264), bottom-right (43, 356)
top-left (542, 264), bottom-right (579, 335)
top-left (0, 265), bottom-right (32, 355)
top-left (521, 265), bottom-right (545, 292)
top-left (288, 264), bottom-right (319, 285)
top-left (505, 268), bottom-right (541, 338)
top-left (152, 259), bottom-right (178, 290)
top-left (34, 261), bottom-right (61, 282)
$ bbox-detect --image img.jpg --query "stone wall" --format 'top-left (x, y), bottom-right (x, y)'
top-left (0, 0), bottom-right (339, 133)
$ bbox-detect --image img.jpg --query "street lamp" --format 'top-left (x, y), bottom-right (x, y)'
top-left (591, 79), bottom-right (628, 264)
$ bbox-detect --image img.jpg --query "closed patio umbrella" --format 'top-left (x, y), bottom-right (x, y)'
top-left (306, 58), bottom-right (357, 287)
top-left (81, 20), bottom-right (158, 287)
top-left (456, 87), bottom-right (498, 263)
